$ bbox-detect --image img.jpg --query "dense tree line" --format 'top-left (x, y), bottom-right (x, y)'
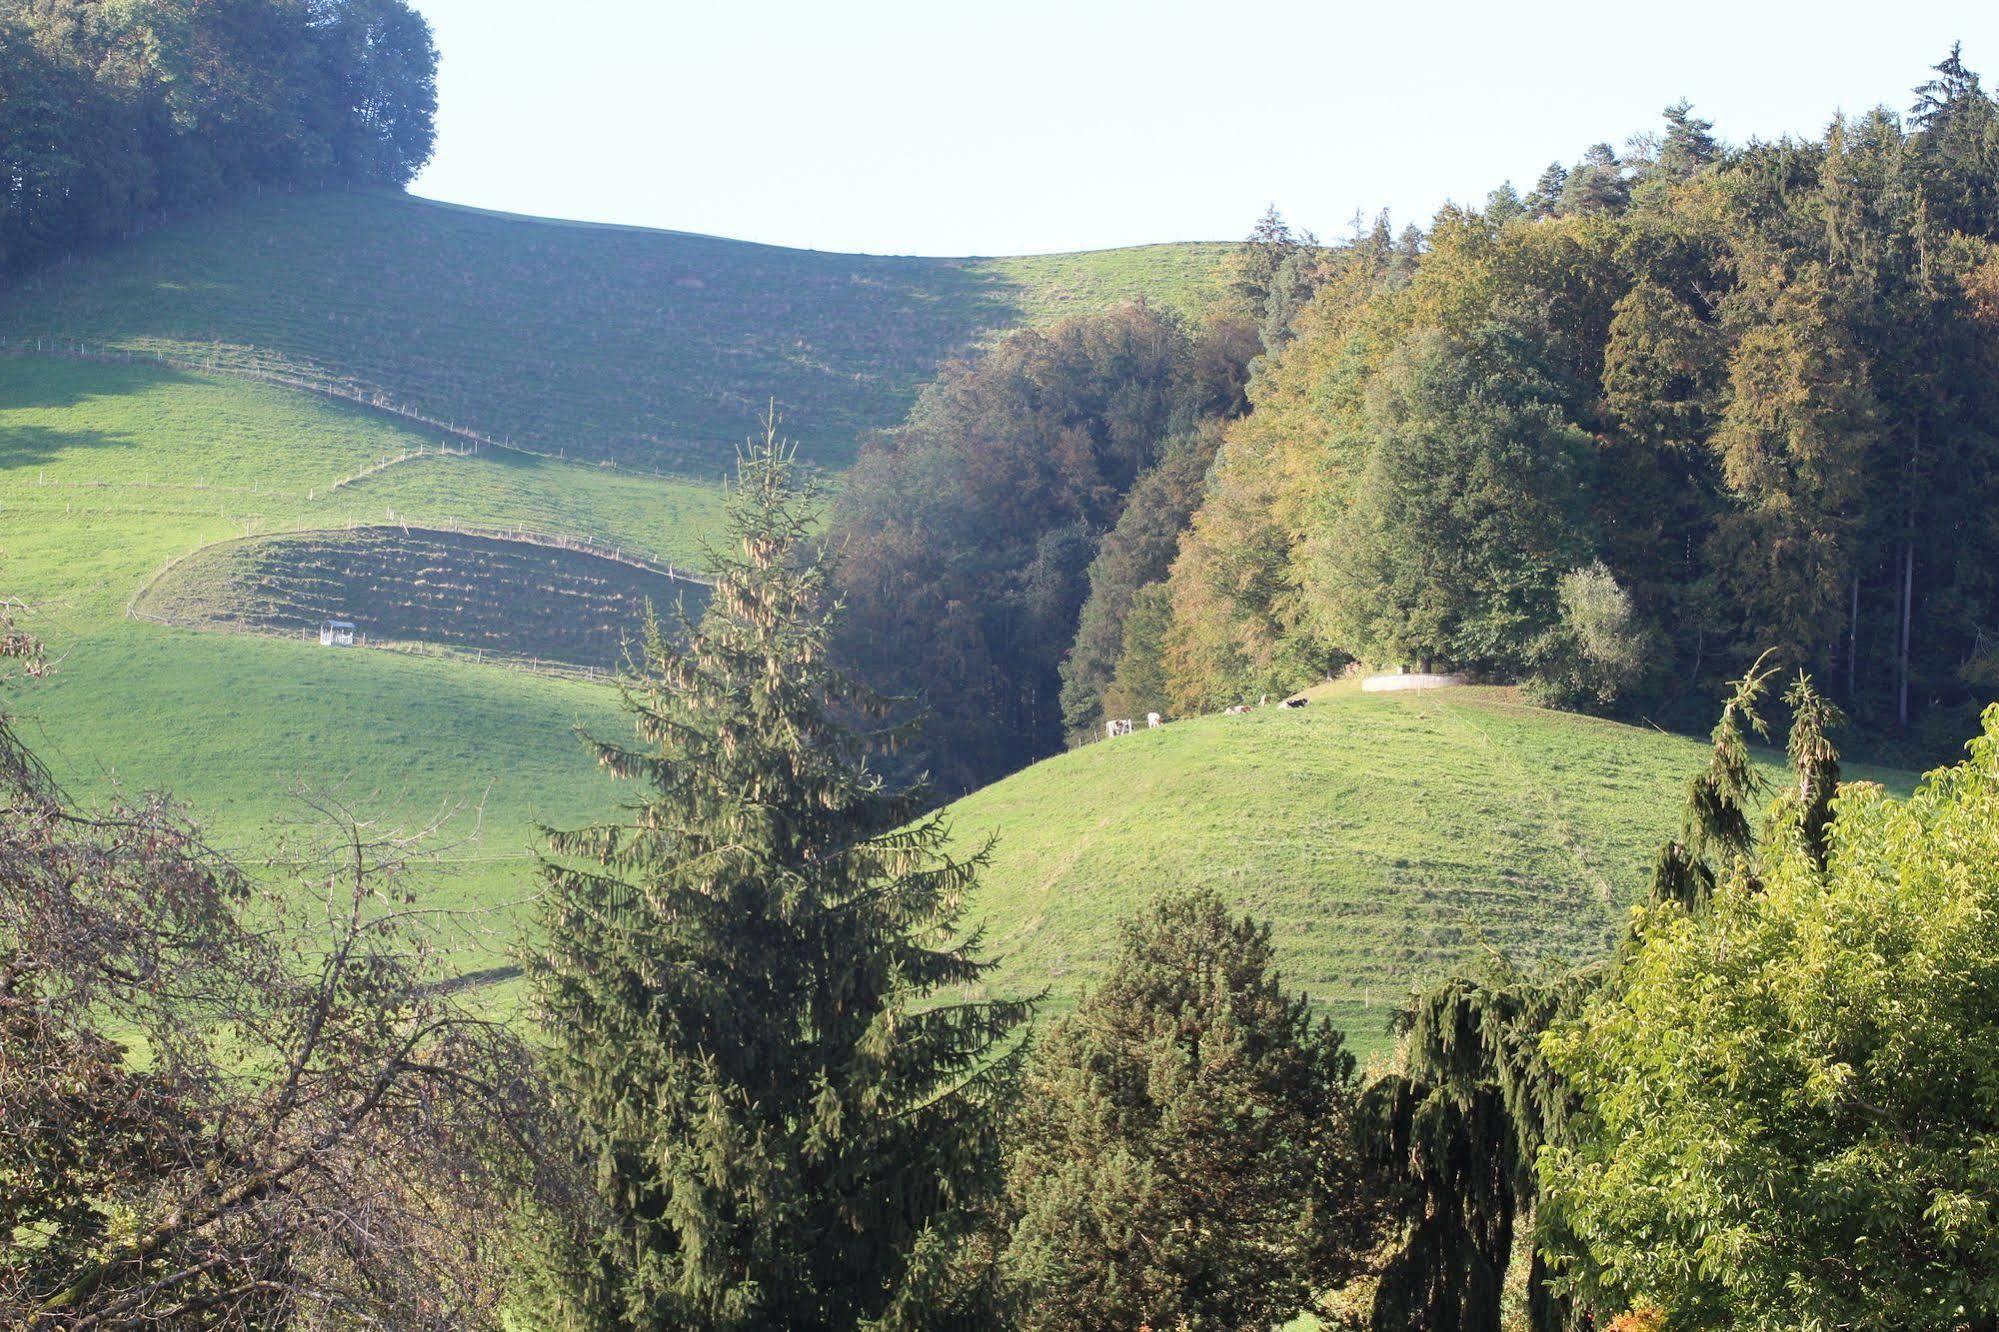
top-left (826, 303), bottom-right (1255, 790)
top-left (827, 50), bottom-right (1999, 790)
top-left (0, 0), bottom-right (436, 274)
top-left (1163, 48), bottom-right (1999, 753)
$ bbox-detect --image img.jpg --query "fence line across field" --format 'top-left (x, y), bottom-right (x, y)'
top-left (0, 337), bottom-right (728, 483)
top-left (123, 521), bottom-right (711, 685)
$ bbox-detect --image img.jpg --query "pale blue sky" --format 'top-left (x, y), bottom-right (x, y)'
top-left (408, 0), bottom-right (1999, 257)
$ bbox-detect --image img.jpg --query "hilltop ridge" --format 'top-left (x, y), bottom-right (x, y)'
top-left (0, 189), bottom-right (1231, 475)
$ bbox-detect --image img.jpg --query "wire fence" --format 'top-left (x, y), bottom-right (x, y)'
top-left (122, 519), bottom-right (710, 682)
top-left (0, 337), bottom-right (699, 479)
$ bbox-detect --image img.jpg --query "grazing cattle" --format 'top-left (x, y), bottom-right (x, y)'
top-left (1283, 696), bottom-right (1308, 709)
top-left (1147, 712), bottom-right (1163, 728)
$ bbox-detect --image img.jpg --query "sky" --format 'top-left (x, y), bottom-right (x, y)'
top-left (407, 0), bottom-right (1999, 258)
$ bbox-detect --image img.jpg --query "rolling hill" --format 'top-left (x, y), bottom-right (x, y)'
top-left (944, 682), bottom-right (1916, 1059)
top-left (0, 190), bottom-right (1232, 475)
top-left (0, 197), bottom-right (1922, 1043)
top-left (0, 204), bottom-right (1232, 986)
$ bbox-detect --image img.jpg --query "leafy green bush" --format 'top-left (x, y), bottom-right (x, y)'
top-left (1541, 706), bottom-right (1999, 1327)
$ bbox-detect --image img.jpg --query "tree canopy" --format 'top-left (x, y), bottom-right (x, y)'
top-left (1541, 705), bottom-right (1999, 1327)
top-left (0, 0), bottom-right (437, 274)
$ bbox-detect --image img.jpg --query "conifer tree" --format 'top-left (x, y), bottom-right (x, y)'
top-left (1000, 890), bottom-right (1376, 1332)
top-left (531, 422), bottom-right (1033, 1330)
top-left (1783, 671), bottom-right (1845, 868)
top-left (1648, 651), bottom-right (1777, 909)
top-left (1524, 162), bottom-right (1569, 218)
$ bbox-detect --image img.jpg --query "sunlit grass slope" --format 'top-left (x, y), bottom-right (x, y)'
top-left (0, 191), bottom-right (1230, 475)
top-left (0, 356), bottom-right (700, 972)
top-left (945, 684), bottom-right (1915, 1058)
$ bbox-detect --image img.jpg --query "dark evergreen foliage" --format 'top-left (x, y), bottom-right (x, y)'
top-left (1363, 970), bottom-right (1595, 1332)
top-left (532, 427), bottom-right (1033, 1329)
top-left (1001, 890), bottom-right (1378, 1331)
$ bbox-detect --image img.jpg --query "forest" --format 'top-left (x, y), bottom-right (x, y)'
top-left (0, 0), bottom-right (436, 274)
top-left (832, 50), bottom-right (1999, 790)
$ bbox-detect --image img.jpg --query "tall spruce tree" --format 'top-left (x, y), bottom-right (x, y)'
top-left (531, 424), bottom-right (1033, 1330)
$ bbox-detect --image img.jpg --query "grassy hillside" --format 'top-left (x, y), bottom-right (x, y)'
top-left (945, 683), bottom-right (1915, 1059)
top-left (1, 356), bottom-right (1925, 1011)
top-left (0, 355), bottom-right (696, 974)
top-left (0, 191), bottom-right (1231, 475)
top-left (139, 526), bottom-right (709, 671)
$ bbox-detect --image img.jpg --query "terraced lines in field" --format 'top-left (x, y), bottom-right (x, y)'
top-left (135, 526), bottom-right (710, 670)
top-left (941, 685), bottom-right (1919, 1059)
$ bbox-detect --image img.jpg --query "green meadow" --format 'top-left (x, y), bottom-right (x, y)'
top-left (947, 681), bottom-right (1916, 1059)
top-left (0, 357), bottom-right (672, 972)
top-left (0, 190), bottom-right (1230, 474)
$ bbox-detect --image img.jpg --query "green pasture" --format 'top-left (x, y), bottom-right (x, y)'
top-left (946, 682), bottom-right (1916, 1060)
top-left (0, 190), bottom-right (1230, 475)
top-left (0, 357), bottom-right (694, 973)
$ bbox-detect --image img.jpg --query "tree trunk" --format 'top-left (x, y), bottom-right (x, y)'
top-left (1847, 575), bottom-right (1860, 696)
top-left (1897, 542), bottom-right (1914, 730)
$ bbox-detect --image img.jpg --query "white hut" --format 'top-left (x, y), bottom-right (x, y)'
top-left (319, 619), bottom-right (356, 647)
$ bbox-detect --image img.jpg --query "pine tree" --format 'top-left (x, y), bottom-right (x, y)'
top-left (531, 422), bottom-right (1033, 1330)
top-left (1525, 162), bottom-right (1569, 218)
top-left (1000, 890), bottom-right (1377, 1331)
top-left (1559, 144), bottom-right (1630, 216)
top-left (1648, 651), bottom-right (1777, 909)
top-left (1654, 101), bottom-right (1721, 182)
top-left (1911, 40), bottom-right (1984, 130)
top-left (1485, 181), bottom-right (1526, 224)
top-left (1783, 671), bottom-right (1845, 869)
